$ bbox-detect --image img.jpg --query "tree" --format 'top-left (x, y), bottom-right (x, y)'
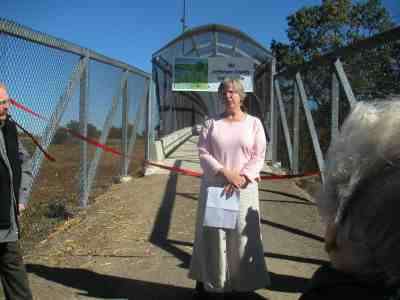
top-left (108, 126), bottom-right (122, 139)
top-left (52, 121), bottom-right (101, 144)
top-left (271, 0), bottom-right (399, 171)
top-left (271, 0), bottom-right (398, 103)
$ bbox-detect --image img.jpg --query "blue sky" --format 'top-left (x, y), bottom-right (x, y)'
top-left (1, 1), bottom-right (398, 135)
top-left (3, 0), bottom-right (399, 73)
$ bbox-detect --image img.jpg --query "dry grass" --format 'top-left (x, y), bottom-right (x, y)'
top-left (19, 137), bottom-right (145, 253)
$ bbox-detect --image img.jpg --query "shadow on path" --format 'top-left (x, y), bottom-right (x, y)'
top-left (149, 161), bottom-right (191, 268)
top-left (258, 188), bottom-right (311, 203)
top-left (261, 219), bottom-right (324, 243)
top-left (166, 239), bottom-right (327, 266)
top-left (260, 198), bottom-right (315, 206)
top-left (175, 192), bottom-right (198, 201)
top-left (268, 272), bottom-right (310, 293)
top-left (265, 252), bottom-right (327, 266)
top-left (27, 264), bottom-right (194, 300)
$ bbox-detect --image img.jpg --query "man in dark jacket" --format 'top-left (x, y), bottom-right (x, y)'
top-left (0, 83), bottom-right (33, 299)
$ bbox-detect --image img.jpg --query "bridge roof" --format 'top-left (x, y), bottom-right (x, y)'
top-left (152, 23), bottom-right (273, 67)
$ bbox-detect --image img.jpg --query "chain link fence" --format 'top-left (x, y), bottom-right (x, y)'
top-left (0, 18), bottom-right (155, 249)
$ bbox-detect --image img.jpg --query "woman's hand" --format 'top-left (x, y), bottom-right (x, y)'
top-left (220, 168), bottom-right (246, 188)
top-left (223, 176), bottom-right (248, 195)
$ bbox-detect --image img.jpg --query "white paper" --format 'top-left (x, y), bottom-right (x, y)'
top-left (203, 186), bottom-right (240, 229)
top-left (205, 186), bottom-right (240, 211)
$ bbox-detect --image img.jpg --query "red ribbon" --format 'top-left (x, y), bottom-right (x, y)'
top-left (10, 98), bottom-right (125, 159)
top-left (9, 99), bottom-right (47, 121)
top-left (65, 129), bottom-right (123, 156)
top-left (260, 171), bottom-right (320, 180)
top-left (145, 161), bottom-right (202, 177)
top-left (146, 160), bottom-right (319, 180)
top-left (10, 98), bottom-right (321, 180)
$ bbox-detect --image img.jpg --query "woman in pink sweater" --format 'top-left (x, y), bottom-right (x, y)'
top-left (188, 78), bottom-right (271, 298)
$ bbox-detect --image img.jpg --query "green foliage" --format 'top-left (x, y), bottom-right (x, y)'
top-left (273, 0), bottom-right (394, 66)
top-left (271, 0), bottom-right (399, 171)
top-left (271, 0), bottom-right (399, 103)
top-left (108, 124), bottom-right (135, 139)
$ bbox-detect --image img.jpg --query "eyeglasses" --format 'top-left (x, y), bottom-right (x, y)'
top-left (223, 90), bottom-right (239, 95)
top-left (0, 99), bottom-right (9, 105)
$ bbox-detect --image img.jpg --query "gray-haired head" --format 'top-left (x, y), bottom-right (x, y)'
top-left (318, 96), bottom-right (400, 285)
top-left (217, 77), bottom-right (246, 103)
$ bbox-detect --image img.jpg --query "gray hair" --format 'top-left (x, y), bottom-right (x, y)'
top-left (318, 97), bottom-right (400, 284)
top-left (218, 77), bottom-right (246, 102)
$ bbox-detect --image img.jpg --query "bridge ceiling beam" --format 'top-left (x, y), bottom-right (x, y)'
top-left (184, 41), bottom-right (259, 64)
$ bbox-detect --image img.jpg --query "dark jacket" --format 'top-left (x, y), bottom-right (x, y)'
top-left (299, 265), bottom-right (399, 300)
top-left (0, 118), bottom-right (32, 240)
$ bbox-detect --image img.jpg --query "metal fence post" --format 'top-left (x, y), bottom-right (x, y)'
top-left (26, 58), bottom-right (87, 198)
top-left (121, 70), bottom-right (130, 177)
top-left (78, 54), bottom-right (90, 207)
top-left (86, 72), bottom-right (128, 199)
top-left (261, 72), bottom-right (267, 127)
top-left (274, 79), bottom-right (293, 169)
top-left (270, 59), bottom-right (278, 163)
top-left (126, 79), bottom-right (149, 172)
top-left (293, 82), bottom-right (300, 174)
top-left (334, 58), bottom-right (356, 108)
top-left (295, 72), bottom-right (325, 182)
top-left (331, 71), bottom-right (340, 141)
top-left (145, 79), bottom-right (155, 162)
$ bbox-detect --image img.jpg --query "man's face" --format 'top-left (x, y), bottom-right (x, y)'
top-left (0, 87), bottom-right (10, 121)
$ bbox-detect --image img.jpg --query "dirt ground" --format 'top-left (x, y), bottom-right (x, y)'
top-left (21, 172), bottom-right (327, 300)
top-left (19, 138), bottom-right (145, 252)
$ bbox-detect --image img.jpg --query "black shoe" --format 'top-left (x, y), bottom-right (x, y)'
top-left (196, 281), bottom-right (205, 291)
top-left (194, 281), bottom-right (207, 299)
top-left (229, 291), bottom-right (255, 299)
top-left (194, 282), bottom-right (225, 299)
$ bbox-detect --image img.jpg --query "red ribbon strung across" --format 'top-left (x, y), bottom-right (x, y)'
top-left (260, 171), bottom-right (320, 180)
top-left (10, 98), bottom-right (321, 180)
top-left (145, 160), bottom-right (202, 177)
top-left (10, 98), bottom-right (125, 159)
top-left (9, 99), bottom-right (47, 121)
top-left (66, 130), bottom-right (123, 156)
top-left (146, 160), bottom-right (319, 180)
top-left (10, 117), bottom-right (56, 162)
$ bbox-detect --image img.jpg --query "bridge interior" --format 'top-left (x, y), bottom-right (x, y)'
top-left (151, 24), bottom-right (274, 138)
top-left (147, 24), bottom-right (280, 176)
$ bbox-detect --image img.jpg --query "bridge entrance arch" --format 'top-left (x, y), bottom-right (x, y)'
top-left (150, 24), bottom-right (276, 161)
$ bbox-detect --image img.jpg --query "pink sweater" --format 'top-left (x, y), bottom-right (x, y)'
top-left (198, 114), bottom-right (267, 182)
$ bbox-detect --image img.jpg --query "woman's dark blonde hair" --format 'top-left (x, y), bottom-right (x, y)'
top-left (218, 77), bottom-right (246, 102)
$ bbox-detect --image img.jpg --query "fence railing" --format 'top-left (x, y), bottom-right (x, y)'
top-left (2, 17), bottom-right (399, 205)
top-left (271, 26), bottom-right (400, 182)
top-left (0, 18), bottom-right (155, 208)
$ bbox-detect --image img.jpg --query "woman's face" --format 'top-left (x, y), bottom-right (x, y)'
top-left (222, 82), bottom-right (242, 113)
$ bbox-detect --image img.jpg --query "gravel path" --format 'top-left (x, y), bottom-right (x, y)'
top-left (23, 172), bottom-right (327, 300)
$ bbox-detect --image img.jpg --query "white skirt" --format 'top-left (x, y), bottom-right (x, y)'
top-left (188, 179), bottom-right (271, 292)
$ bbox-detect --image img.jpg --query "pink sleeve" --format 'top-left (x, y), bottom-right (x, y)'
top-left (198, 120), bottom-right (223, 175)
top-left (240, 118), bottom-right (266, 182)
